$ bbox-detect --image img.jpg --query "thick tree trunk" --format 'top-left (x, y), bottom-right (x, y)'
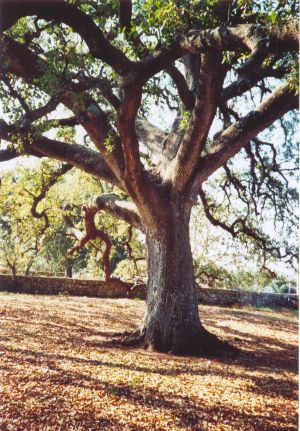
top-left (138, 200), bottom-right (232, 356)
top-left (115, 199), bottom-right (235, 356)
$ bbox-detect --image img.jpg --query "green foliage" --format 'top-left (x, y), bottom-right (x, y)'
top-left (268, 278), bottom-right (297, 294)
top-left (194, 259), bottom-right (236, 289)
top-left (179, 111), bottom-right (192, 131)
top-left (222, 51), bottom-right (238, 66)
top-left (56, 126), bottom-right (76, 143)
top-left (135, 0), bottom-right (225, 45)
top-left (103, 130), bottom-right (117, 155)
top-left (0, 167), bottom-right (47, 275)
top-left (0, 162), bottom-right (145, 279)
top-left (193, 256), bottom-right (290, 292)
top-left (114, 259), bottom-right (147, 280)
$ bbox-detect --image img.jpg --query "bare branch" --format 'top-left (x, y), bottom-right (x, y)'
top-left (2, 75), bottom-right (31, 115)
top-left (48, 117), bottom-right (79, 128)
top-left (0, 147), bottom-right (19, 162)
top-left (0, 119), bottom-right (14, 139)
top-left (26, 163), bottom-right (73, 234)
top-left (119, 0), bottom-right (132, 33)
top-left (67, 206), bottom-right (112, 282)
top-left (193, 81), bottom-right (298, 189)
top-left (116, 84), bottom-right (144, 186)
top-left (166, 65), bottom-right (195, 110)
top-left (93, 193), bottom-right (143, 231)
top-left (165, 52), bottom-right (226, 191)
top-left (221, 65), bottom-right (289, 103)
top-left (199, 186), bottom-right (295, 262)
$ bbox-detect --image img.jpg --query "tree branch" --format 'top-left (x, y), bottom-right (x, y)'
top-left (0, 147), bottom-right (19, 162)
top-left (31, 137), bottom-right (122, 187)
top-left (221, 64), bottom-right (289, 103)
top-left (135, 118), bottom-right (166, 154)
top-left (2, 75), bottom-right (32, 115)
top-left (165, 52), bottom-right (226, 191)
top-left (199, 186), bottom-right (296, 262)
top-left (1, 36), bottom-right (126, 183)
top-left (1, 0), bottom-right (133, 75)
top-left (166, 65), bottom-right (195, 110)
top-left (193, 81), bottom-right (298, 189)
top-left (93, 193), bottom-right (143, 231)
top-left (137, 21), bottom-right (299, 85)
top-left (119, 0), bottom-right (132, 33)
top-left (66, 206), bottom-right (112, 282)
top-left (1, 35), bottom-right (161, 215)
top-left (116, 83), bottom-right (144, 189)
top-left (26, 163), bottom-right (73, 234)
top-left (0, 119), bottom-right (121, 187)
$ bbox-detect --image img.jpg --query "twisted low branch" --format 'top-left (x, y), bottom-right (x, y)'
top-left (67, 206), bottom-right (112, 282)
top-left (25, 163), bottom-right (73, 234)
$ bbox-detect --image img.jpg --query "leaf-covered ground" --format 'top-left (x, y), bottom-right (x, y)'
top-left (0, 293), bottom-right (298, 431)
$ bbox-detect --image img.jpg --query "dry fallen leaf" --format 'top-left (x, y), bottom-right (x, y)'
top-left (0, 293), bottom-right (297, 431)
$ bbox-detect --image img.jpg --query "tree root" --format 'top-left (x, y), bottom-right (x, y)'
top-left (109, 327), bottom-right (239, 358)
top-left (111, 329), bottom-right (145, 347)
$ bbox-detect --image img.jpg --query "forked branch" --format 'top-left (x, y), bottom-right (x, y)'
top-left (193, 81), bottom-right (298, 191)
top-left (66, 206), bottom-right (112, 282)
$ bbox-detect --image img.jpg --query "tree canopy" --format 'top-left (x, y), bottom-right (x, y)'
top-left (0, 0), bottom-right (298, 264)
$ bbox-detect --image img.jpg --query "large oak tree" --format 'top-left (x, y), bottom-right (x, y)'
top-left (0, 0), bottom-right (298, 355)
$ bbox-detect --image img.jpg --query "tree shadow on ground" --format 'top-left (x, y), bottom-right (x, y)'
top-left (1, 300), bottom-right (298, 431)
top-left (0, 344), bottom-right (297, 402)
top-left (0, 351), bottom-right (296, 431)
top-left (6, 303), bottom-right (298, 374)
top-left (0, 346), bottom-right (297, 431)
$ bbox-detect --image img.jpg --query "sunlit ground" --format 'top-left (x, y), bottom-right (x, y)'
top-left (0, 293), bottom-right (298, 431)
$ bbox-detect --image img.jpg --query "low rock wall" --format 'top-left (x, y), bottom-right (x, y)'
top-left (0, 274), bottom-right (146, 299)
top-left (197, 287), bottom-right (298, 308)
top-left (0, 274), bottom-right (297, 308)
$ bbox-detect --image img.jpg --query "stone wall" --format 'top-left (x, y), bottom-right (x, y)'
top-left (197, 287), bottom-right (298, 308)
top-left (0, 274), bottom-right (297, 308)
top-left (0, 275), bottom-right (146, 299)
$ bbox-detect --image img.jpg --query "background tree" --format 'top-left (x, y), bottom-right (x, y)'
top-left (190, 203), bottom-right (297, 291)
top-left (0, 164), bottom-right (56, 277)
top-left (0, 162), bottom-right (143, 279)
top-left (0, 0), bottom-right (298, 356)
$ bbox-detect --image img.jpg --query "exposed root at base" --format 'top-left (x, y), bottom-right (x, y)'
top-left (111, 329), bottom-right (145, 348)
top-left (110, 328), bottom-right (240, 358)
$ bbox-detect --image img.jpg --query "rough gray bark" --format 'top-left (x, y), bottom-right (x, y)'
top-left (119, 198), bottom-right (232, 356)
top-left (142, 200), bottom-right (201, 354)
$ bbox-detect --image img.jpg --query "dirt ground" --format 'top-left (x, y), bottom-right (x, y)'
top-left (0, 292), bottom-right (298, 431)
